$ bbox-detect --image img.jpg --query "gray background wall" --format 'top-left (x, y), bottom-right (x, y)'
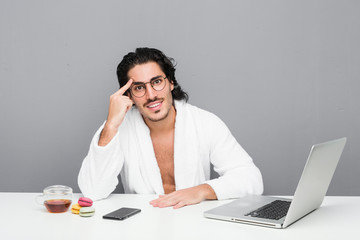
top-left (0, 0), bottom-right (359, 195)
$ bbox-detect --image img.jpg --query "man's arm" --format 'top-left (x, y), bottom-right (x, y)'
top-left (98, 79), bottom-right (133, 146)
top-left (78, 122), bottom-right (125, 201)
top-left (203, 113), bottom-right (263, 200)
top-left (149, 184), bottom-right (217, 209)
top-left (78, 79), bottom-right (134, 200)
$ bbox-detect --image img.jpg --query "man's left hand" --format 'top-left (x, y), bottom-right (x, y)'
top-left (149, 184), bottom-right (217, 209)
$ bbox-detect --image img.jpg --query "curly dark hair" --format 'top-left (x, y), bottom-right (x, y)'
top-left (116, 47), bottom-right (188, 102)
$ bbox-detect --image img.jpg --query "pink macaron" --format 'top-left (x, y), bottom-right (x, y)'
top-left (78, 197), bottom-right (93, 207)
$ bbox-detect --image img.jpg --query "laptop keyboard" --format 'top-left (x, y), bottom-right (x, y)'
top-left (245, 200), bottom-right (291, 220)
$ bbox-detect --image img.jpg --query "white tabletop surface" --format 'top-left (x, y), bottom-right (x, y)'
top-left (0, 193), bottom-right (358, 240)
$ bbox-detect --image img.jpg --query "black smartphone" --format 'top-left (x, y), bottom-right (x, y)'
top-left (103, 207), bottom-right (141, 220)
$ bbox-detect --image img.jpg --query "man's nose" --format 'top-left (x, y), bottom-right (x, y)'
top-left (145, 83), bottom-right (157, 99)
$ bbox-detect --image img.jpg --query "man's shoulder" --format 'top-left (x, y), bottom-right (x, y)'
top-left (176, 101), bottom-right (231, 141)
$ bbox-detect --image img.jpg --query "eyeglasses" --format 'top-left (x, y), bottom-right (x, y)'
top-left (129, 76), bottom-right (167, 98)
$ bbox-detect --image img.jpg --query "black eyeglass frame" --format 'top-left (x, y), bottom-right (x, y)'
top-left (129, 76), bottom-right (168, 98)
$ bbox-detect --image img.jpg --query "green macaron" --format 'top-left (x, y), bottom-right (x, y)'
top-left (79, 207), bottom-right (95, 217)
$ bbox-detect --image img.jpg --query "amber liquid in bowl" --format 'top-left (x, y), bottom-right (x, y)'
top-left (44, 199), bottom-right (72, 213)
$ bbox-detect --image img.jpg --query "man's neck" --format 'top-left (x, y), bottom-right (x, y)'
top-left (144, 105), bottom-right (176, 134)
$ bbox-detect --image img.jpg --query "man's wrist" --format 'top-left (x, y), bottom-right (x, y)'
top-left (98, 123), bottom-right (118, 146)
top-left (104, 121), bottom-right (120, 131)
top-left (199, 184), bottom-right (217, 200)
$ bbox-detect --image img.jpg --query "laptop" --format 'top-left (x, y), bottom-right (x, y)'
top-left (204, 137), bottom-right (346, 228)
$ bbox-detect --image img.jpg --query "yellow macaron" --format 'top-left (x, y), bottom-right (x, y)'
top-left (71, 203), bottom-right (81, 214)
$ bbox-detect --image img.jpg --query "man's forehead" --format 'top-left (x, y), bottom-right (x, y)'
top-left (128, 62), bottom-right (164, 82)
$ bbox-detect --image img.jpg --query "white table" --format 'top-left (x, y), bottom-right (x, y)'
top-left (0, 193), bottom-right (358, 240)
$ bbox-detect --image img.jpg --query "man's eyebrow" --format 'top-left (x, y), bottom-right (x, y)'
top-left (132, 75), bottom-right (163, 84)
top-left (150, 75), bottom-right (163, 81)
top-left (132, 81), bottom-right (144, 85)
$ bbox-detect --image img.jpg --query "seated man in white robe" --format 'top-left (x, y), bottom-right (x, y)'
top-left (78, 47), bottom-right (263, 209)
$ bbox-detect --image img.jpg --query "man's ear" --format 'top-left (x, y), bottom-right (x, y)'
top-left (170, 81), bottom-right (174, 91)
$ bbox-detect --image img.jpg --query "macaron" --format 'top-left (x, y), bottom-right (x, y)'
top-left (79, 207), bottom-right (95, 217)
top-left (78, 197), bottom-right (93, 207)
top-left (71, 203), bottom-right (81, 214)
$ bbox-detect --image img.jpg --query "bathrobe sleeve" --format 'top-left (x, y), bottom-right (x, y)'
top-left (78, 121), bottom-right (125, 201)
top-left (204, 113), bottom-right (264, 200)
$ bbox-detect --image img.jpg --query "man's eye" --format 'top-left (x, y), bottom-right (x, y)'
top-left (134, 85), bottom-right (144, 91)
top-left (152, 79), bottom-right (162, 85)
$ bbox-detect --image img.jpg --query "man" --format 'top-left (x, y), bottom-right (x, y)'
top-left (78, 47), bottom-right (263, 209)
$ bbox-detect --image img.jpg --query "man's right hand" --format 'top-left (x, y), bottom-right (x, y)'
top-left (98, 79), bottom-right (134, 146)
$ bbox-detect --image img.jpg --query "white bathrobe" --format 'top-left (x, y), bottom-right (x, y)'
top-left (78, 100), bottom-right (263, 201)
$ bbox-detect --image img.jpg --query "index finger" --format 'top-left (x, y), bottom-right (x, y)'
top-left (115, 78), bottom-right (133, 95)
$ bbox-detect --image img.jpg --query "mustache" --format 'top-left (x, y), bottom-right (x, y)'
top-left (143, 97), bottom-right (164, 107)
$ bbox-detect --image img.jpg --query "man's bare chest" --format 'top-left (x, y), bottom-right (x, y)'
top-left (151, 132), bottom-right (175, 193)
top-left (151, 135), bottom-right (174, 173)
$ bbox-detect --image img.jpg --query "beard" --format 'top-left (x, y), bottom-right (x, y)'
top-left (146, 108), bottom-right (171, 122)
